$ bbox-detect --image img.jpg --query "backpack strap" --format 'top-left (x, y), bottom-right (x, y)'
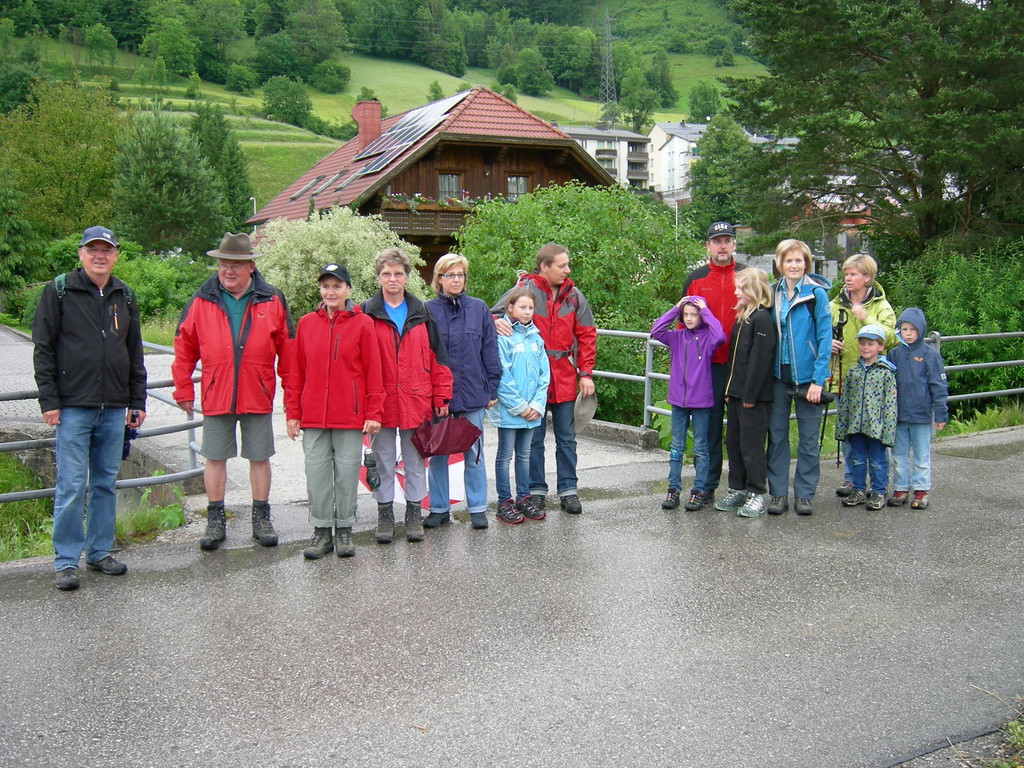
top-left (53, 271), bottom-right (133, 306)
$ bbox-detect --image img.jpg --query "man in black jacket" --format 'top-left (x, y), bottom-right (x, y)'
top-left (33, 226), bottom-right (147, 591)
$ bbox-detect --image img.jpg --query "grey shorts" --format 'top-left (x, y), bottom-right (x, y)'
top-left (200, 413), bottom-right (275, 461)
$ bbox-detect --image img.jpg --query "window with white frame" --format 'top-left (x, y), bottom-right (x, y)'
top-left (438, 173), bottom-right (461, 199)
top-left (507, 175), bottom-right (529, 200)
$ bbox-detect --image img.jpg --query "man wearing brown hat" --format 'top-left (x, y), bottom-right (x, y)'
top-left (172, 233), bottom-right (295, 550)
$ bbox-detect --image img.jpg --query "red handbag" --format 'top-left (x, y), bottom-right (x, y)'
top-left (410, 415), bottom-right (482, 458)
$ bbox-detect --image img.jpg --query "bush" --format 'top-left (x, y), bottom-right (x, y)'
top-left (225, 64), bottom-right (258, 95)
top-left (310, 60), bottom-right (350, 93)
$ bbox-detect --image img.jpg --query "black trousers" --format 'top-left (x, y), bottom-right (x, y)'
top-left (725, 398), bottom-right (770, 494)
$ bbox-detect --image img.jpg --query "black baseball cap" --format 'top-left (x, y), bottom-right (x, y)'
top-left (318, 263), bottom-right (351, 285)
top-left (706, 221), bottom-right (736, 240)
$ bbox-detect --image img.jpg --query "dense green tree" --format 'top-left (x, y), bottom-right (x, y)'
top-left (686, 113), bottom-right (753, 231)
top-left (261, 75), bottom-right (312, 126)
top-left (349, 0), bottom-right (404, 59)
top-left (84, 22), bottom-right (118, 69)
top-left (113, 105), bottom-right (228, 255)
top-left (150, 55), bottom-right (167, 87)
top-left (514, 47), bottom-right (553, 96)
top-left (286, 0), bottom-right (347, 73)
top-left (0, 17), bottom-right (15, 56)
top-left (533, 24), bottom-right (598, 94)
top-left (646, 49), bottom-right (678, 108)
top-left (427, 80), bottom-right (444, 102)
top-left (0, 180), bottom-right (46, 290)
top-left (687, 80), bottom-right (721, 121)
top-left (251, 31), bottom-right (307, 82)
top-left (191, 0), bottom-right (246, 81)
top-left (411, 0), bottom-right (467, 77)
top-left (310, 60), bottom-right (350, 93)
top-left (619, 67), bottom-right (658, 133)
top-left (0, 82), bottom-right (127, 241)
top-left (0, 61), bottom-right (38, 113)
top-left (225, 62), bottom-right (258, 94)
top-left (189, 102), bottom-right (255, 230)
top-left (141, 16), bottom-right (196, 75)
top-left (727, 0), bottom-right (1024, 254)
top-left (102, 0), bottom-right (148, 50)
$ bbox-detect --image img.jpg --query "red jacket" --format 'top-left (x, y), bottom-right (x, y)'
top-left (682, 259), bottom-right (745, 365)
top-left (172, 271), bottom-right (294, 416)
top-left (362, 291), bottom-right (453, 430)
top-left (285, 302), bottom-right (385, 429)
top-left (496, 274), bottom-right (597, 404)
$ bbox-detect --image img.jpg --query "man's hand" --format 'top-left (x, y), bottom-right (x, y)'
top-left (435, 405), bottom-right (449, 418)
top-left (494, 317), bottom-right (512, 337)
top-left (42, 409), bottom-right (60, 427)
top-left (286, 419), bottom-right (301, 440)
top-left (363, 419), bottom-right (381, 435)
top-left (579, 376), bottom-right (596, 397)
top-left (177, 401), bottom-right (195, 418)
top-left (127, 410), bottom-right (147, 428)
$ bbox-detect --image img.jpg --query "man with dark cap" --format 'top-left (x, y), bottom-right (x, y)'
top-left (33, 226), bottom-right (147, 591)
top-left (675, 222), bottom-right (746, 511)
top-left (172, 232), bottom-right (294, 551)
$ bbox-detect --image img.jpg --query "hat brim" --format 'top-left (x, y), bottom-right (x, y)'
top-left (82, 238), bottom-right (119, 247)
top-left (574, 391), bottom-right (598, 431)
top-left (206, 250), bottom-right (260, 260)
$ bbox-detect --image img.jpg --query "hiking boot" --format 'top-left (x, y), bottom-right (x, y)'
top-left (517, 496), bottom-right (546, 520)
top-left (469, 512), bottom-right (489, 529)
top-left (375, 502), bottom-right (395, 544)
top-left (560, 494), bottom-right (583, 514)
top-left (888, 491), bottom-right (909, 507)
top-left (86, 556), bottom-right (127, 575)
top-left (200, 505), bottom-right (226, 551)
top-left (766, 495), bottom-right (789, 515)
top-left (836, 481), bottom-right (855, 497)
top-left (334, 527), bottom-right (355, 558)
top-left (841, 489), bottom-right (867, 507)
top-left (405, 502), bottom-right (424, 542)
top-left (303, 527), bottom-right (334, 559)
top-left (525, 494), bottom-right (546, 511)
top-left (684, 490), bottom-right (713, 511)
top-left (661, 488), bottom-right (680, 510)
top-left (251, 503), bottom-right (278, 547)
top-left (866, 492), bottom-right (886, 511)
top-left (496, 498), bottom-right (524, 524)
top-left (737, 493), bottom-right (767, 518)
top-left (422, 511), bottom-right (450, 529)
top-left (714, 489), bottom-right (749, 511)
top-left (55, 566), bottom-right (79, 591)
top-left (911, 490), bottom-right (930, 509)
top-left (794, 498), bottom-right (814, 516)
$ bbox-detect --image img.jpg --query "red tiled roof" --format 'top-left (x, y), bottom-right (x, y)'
top-left (249, 87), bottom-right (599, 225)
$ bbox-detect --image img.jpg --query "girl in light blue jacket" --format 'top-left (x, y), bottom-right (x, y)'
top-left (488, 289), bottom-right (550, 524)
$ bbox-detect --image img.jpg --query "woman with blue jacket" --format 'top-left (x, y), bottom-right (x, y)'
top-left (765, 239), bottom-right (833, 516)
top-left (425, 253), bottom-right (502, 530)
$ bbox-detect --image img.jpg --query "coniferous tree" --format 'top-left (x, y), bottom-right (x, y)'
top-left (189, 102), bottom-right (255, 230)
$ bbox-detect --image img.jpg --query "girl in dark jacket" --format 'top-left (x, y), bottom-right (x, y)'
top-left (716, 268), bottom-right (777, 518)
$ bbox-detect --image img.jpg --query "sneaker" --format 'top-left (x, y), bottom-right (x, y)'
top-left (661, 488), bottom-right (680, 510)
top-left (794, 498), bottom-right (814, 516)
top-left (560, 494), bottom-right (583, 514)
top-left (866, 492), bottom-right (886, 511)
top-left (737, 493), bottom-right (767, 518)
top-left (887, 491), bottom-right (909, 507)
top-left (55, 566), bottom-right (79, 591)
top-left (911, 490), bottom-right (930, 509)
top-left (836, 481), bottom-right (855, 498)
top-left (766, 495), bottom-right (789, 515)
top-left (422, 511), bottom-right (451, 529)
top-left (496, 499), bottom-right (524, 524)
top-left (469, 512), bottom-right (489, 529)
top-left (525, 494), bottom-right (546, 511)
top-left (303, 527), bottom-right (334, 559)
top-left (714, 489), bottom-right (749, 511)
top-left (517, 497), bottom-right (546, 520)
top-left (86, 556), bottom-right (128, 575)
top-left (841, 489), bottom-right (867, 506)
top-left (684, 490), bottom-right (713, 511)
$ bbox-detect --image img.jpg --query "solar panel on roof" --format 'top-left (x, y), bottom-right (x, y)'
top-left (353, 91), bottom-right (470, 176)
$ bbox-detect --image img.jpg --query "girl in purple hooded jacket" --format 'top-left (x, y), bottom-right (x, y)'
top-left (651, 296), bottom-right (726, 511)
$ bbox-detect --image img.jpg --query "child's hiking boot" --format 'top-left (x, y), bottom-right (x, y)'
top-left (496, 499), bottom-right (524, 524)
top-left (524, 494), bottom-right (546, 511)
top-left (841, 489), bottom-right (867, 507)
top-left (714, 489), bottom-right (749, 511)
top-left (794, 498), bottom-right (814, 516)
top-left (661, 488), bottom-right (680, 510)
top-left (737, 493), bottom-right (767, 518)
top-left (866, 492), bottom-right (886, 510)
top-left (517, 496), bottom-right (546, 520)
top-left (887, 491), bottom-right (909, 507)
top-left (684, 490), bottom-right (713, 511)
top-left (766, 495), bottom-right (789, 515)
top-left (836, 481), bottom-right (855, 497)
top-left (911, 490), bottom-right (930, 509)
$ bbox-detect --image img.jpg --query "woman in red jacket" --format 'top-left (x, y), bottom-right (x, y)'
top-left (285, 264), bottom-right (384, 560)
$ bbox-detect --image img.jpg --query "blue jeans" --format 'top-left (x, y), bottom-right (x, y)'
top-left (529, 399), bottom-right (577, 497)
top-left (845, 433), bottom-right (888, 495)
top-left (766, 377), bottom-right (825, 500)
top-left (668, 406), bottom-right (710, 493)
top-left (892, 422), bottom-right (932, 491)
top-left (428, 409), bottom-right (488, 514)
top-left (495, 426), bottom-right (534, 502)
top-left (52, 406), bottom-right (125, 570)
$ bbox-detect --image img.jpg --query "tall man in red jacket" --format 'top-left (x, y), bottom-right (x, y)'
top-left (494, 243), bottom-right (597, 515)
top-left (172, 233), bottom-right (294, 551)
top-left (680, 222), bottom-right (746, 509)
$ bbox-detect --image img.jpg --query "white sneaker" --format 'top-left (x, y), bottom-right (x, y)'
top-left (737, 493), bottom-right (767, 518)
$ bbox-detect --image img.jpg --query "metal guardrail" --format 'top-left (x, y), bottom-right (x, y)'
top-left (0, 342), bottom-right (204, 503)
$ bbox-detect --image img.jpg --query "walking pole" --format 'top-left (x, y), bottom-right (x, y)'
top-left (828, 308), bottom-right (849, 465)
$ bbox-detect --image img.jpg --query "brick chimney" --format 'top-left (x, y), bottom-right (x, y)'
top-left (352, 100), bottom-right (382, 150)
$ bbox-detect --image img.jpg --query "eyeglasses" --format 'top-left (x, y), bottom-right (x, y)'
top-left (218, 262), bottom-right (249, 273)
top-left (440, 272), bottom-right (466, 280)
top-left (84, 246), bottom-right (116, 255)
top-left (379, 271), bottom-right (407, 280)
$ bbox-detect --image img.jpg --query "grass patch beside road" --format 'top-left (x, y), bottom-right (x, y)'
top-left (0, 454), bottom-right (52, 562)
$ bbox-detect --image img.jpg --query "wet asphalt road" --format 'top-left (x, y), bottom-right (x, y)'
top-left (1, 328), bottom-right (1022, 767)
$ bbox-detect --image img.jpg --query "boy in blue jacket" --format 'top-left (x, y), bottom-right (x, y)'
top-left (651, 295), bottom-right (726, 510)
top-left (887, 308), bottom-right (948, 509)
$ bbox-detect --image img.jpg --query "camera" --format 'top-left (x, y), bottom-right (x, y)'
top-left (786, 383), bottom-right (834, 404)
